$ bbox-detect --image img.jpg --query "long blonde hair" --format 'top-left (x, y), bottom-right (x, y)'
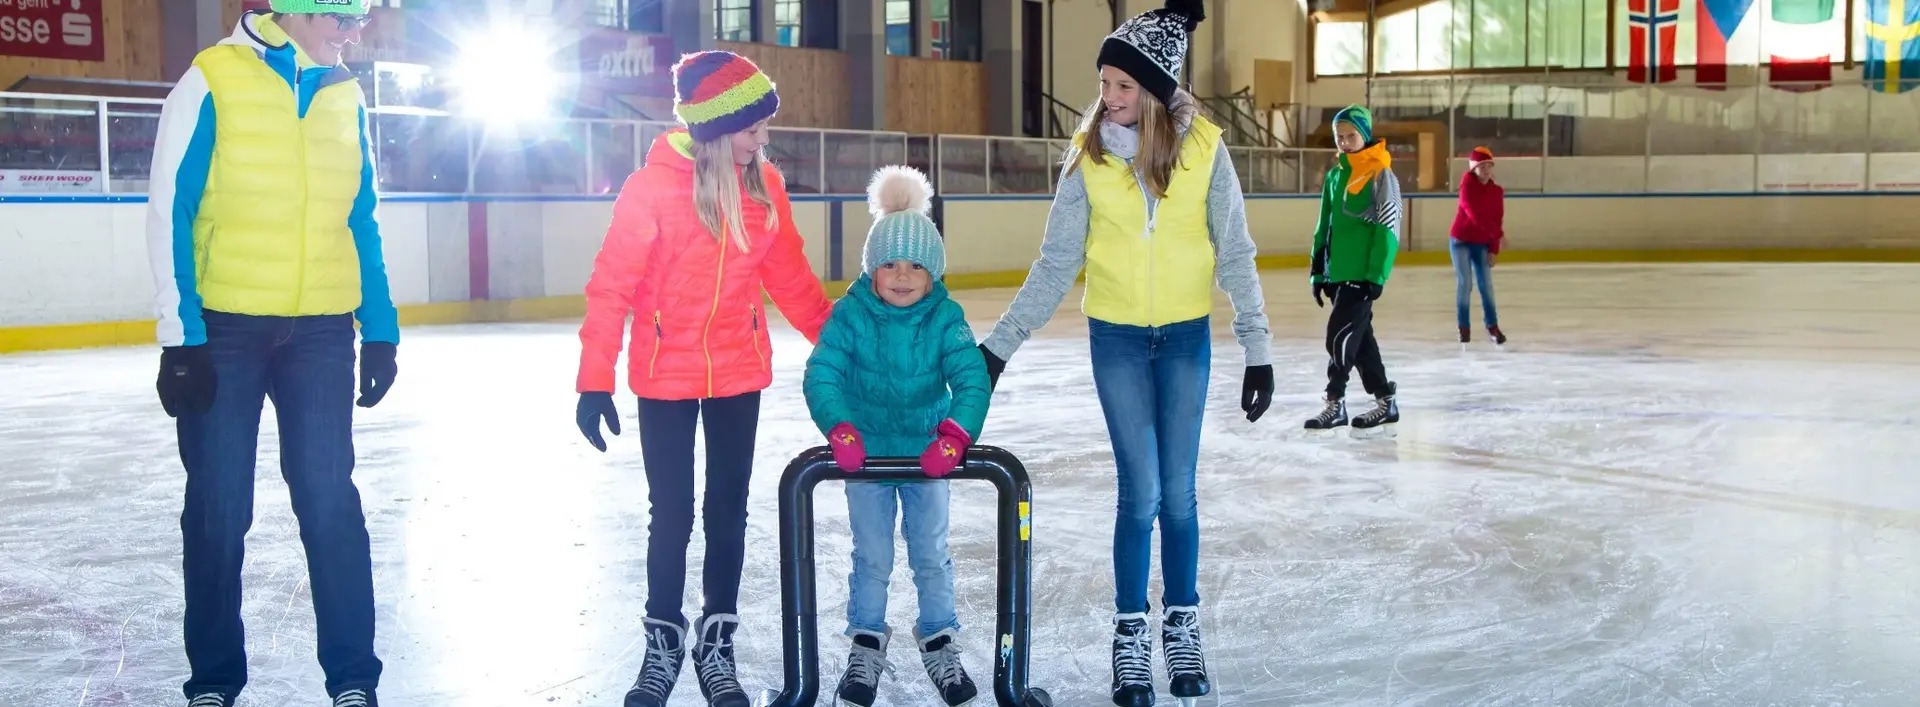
top-left (1064, 88), bottom-right (1199, 199)
top-left (690, 135), bottom-right (779, 251)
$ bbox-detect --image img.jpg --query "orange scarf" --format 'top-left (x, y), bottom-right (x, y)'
top-left (1342, 140), bottom-right (1391, 195)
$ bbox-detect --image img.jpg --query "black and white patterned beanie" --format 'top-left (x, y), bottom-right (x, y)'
top-left (1096, 0), bottom-right (1206, 108)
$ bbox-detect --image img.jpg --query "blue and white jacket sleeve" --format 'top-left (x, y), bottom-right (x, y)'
top-left (146, 66), bottom-right (216, 348)
top-left (349, 92), bottom-right (399, 344)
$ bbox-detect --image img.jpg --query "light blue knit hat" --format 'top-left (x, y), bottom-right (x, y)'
top-left (862, 166), bottom-right (946, 279)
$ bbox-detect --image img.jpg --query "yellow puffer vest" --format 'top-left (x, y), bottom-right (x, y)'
top-left (191, 41), bottom-right (365, 317)
top-left (1077, 116), bottom-right (1223, 328)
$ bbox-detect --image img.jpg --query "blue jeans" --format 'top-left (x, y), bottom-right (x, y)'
top-left (845, 481), bottom-right (960, 637)
top-left (1450, 240), bottom-right (1499, 328)
top-left (1088, 316), bottom-right (1210, 615)
top-left (177, 311), bottom-right (379, 700)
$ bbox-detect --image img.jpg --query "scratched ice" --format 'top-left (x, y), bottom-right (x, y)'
top-left (4, 264), bottom-right (1919, 706)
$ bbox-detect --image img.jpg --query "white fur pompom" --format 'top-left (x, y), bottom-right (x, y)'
top-left (867, 165), bottom-right (933, 218)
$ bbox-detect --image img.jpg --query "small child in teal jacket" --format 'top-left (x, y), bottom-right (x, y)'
top-left (803, 165), bottom-right (991, 707)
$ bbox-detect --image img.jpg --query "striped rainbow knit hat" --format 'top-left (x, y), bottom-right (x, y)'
top-left (672, 51), bottom-right (780, 143)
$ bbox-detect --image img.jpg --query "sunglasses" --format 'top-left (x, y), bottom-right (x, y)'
top-left (322, 13), bottom-right (373, 31)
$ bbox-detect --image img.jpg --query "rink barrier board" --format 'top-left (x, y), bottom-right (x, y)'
top-left (7, 192), bottom-right (1920, 354)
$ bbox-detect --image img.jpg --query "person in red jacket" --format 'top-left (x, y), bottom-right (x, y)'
top-left (1449, 146), bottom-right (1507, 345)
top-left (572, 51), bottom-right (832, 707)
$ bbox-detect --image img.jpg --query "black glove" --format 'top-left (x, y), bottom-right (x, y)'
top-left (357, 342), bottom-right (397, 408)
top-left (577, 392), bottom-right (621, 452)
top-left (978, 344), bottom-right (1007, 391)
top-left (1240, 364), bottom-right (1273, 422)
top-left (1312, 282), bottom-right (1334, 308)
top-left (157, 345), bottom-right (216, 418)
top-left (1358, 281), bottom-right (1384, 301)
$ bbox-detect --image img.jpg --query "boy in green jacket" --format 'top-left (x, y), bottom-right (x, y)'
top-left (803, 166), bottom-right (991, 707)
top-left (1306, 105), bottom-right (1402, 437)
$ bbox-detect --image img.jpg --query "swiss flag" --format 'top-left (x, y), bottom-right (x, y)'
top-left (1629, 0), bottom-right (1682, 83)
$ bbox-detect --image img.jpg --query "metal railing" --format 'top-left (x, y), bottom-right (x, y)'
top-left (932, 133), bottom-right (1337, 196)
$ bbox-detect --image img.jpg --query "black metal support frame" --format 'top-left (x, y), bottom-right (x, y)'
top-left (756, 446), bottom-right (1052, 707)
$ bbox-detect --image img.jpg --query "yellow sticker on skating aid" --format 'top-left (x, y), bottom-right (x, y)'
top-left (1018, 501), bottom-right (1031, 540)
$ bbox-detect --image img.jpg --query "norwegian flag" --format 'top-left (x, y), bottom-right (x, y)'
top-left (1629, 0), bottom-right (1682, 83)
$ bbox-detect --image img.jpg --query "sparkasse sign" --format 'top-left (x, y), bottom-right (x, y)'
top-left (0, 0), bottom-right (104, 62)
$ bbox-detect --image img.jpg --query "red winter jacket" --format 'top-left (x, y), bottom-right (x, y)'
top-left (577, 129), bottom-right (832, 401)
top-left (1449, 170), bottom-right (1505, 254)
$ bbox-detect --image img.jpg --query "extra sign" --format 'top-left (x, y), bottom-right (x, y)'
top-left (0, 0), bottom-right (103, 62)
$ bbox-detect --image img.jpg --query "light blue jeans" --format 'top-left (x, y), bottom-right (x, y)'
top-left (1088, 316), bottom-right (1210, 615)
top-left (844, 481), bottom-right (960, 637)
top-left (1450, 240), bottom-right (1499, 329)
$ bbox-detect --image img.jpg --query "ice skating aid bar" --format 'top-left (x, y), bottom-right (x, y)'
top-left (756, 446), bottom-right (1053, 707)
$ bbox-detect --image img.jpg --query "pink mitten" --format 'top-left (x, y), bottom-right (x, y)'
top-left (828, 423), bottom-right (866, 472)
top-left (919, 419), bottom-right (972, 478)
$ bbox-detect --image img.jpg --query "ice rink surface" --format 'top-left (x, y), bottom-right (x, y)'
top-left (4, 263), bottom-right (1919, 706)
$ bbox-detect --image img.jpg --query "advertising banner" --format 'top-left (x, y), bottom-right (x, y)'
top-left (0, 169), bottom-right (103, 193)
top-left (0, 0), bottom-right (105, 62)
top-left (578, 28), bottom-right (675, 100)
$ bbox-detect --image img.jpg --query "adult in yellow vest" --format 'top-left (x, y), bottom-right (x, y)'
top-left (977, 0), bottom-right (1272, 704)
top-left (144, 3), bottom-right (394, 707)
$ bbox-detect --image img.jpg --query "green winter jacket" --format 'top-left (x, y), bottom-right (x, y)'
top-left (1310, 141), bottom-right (1402, 286)
top-left (804, 276), bottom-right (991, 461)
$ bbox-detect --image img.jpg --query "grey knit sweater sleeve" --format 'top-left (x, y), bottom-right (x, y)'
top-left (981, 164), bottom-right (1090, 360)
top-left (1206, 141), bottom-right (1273, 367)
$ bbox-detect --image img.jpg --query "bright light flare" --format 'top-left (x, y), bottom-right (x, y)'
top-left (450, 24), bottom-right (562, 124)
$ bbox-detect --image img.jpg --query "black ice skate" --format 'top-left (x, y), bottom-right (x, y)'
top-left (186, 694), bottom-right (233, 707)
top-left (917, 627), bottom-right (979, 706)
top-left (332, 689), bottom-right (376, 707)
top-left (691, 613), bottom-right (751, 707)
top-left (1305, 396), bottom-right (1348, 434)
top-left (1488, 325), bottom-right (1508, 346)
top-left (1161, 607), bottom-right (1210, 707)
top-left (837, 628), bottom-right (894, 707)
top-left (1351, 384), bottom-right (1399, 438)
top-left (624, 617), bottom-right (688, 707)
top-left (1111, 613), bottom-right (1156, 707)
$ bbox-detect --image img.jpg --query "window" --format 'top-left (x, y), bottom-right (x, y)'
top-left (1317, 0), bottom-right (1607, 76)
top-left (591, 0), bottom-right (627, 28)
top-left (886, 0), bottom-right (915, 56)
top-left (931, 0), bottom-right (951, 58)
top-left (774, 0), bottom-right (802, 46)
top-left (717, 0), bottom-right (753, 41)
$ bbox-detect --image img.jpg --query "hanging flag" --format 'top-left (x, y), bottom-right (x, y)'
top-left (1629, 0), bottom-right (1682, 83)
top-left (1865, 0), bottom-right (1920, 93)
top-left (1697, 0), bottom-right (1756, 86)
top-left (1768, 0), bottom-right (1838, 90)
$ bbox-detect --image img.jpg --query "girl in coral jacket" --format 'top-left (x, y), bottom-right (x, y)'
top-left (572, 51), bottom-right (832, 707)
top-left (976, 1), bottom-right (1274, 704)
top-left (803, 166), bottom-right (991, 707)
top-left (1449, 146), bottom-right (1507, 345)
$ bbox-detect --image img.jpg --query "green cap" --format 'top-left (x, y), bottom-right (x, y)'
top-left (269, 0), bottom-right (370, 14)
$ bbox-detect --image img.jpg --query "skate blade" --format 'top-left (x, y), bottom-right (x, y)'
top-left (1305, 426), bottom-right (1348, 438)
top-left (1350, 423), bottom-right (1397, 439)
top-left (1178, 699), bottom-right (1198, 707)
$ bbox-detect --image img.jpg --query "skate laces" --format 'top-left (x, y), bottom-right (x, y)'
top-left (332, 690), bottom-right (371, 707)
top-left (921, 635), bottom-right (967, 687)
top-left (1314, 398), bottom-right (1343, 423)
top-left (848, 639), bottom-right (896, 685)
top-left (634, 624), bottom-right (682, 697)
top-left (694, 620), bottom-right (745, 694)
top-left (1358, 395), bottom-right (1394, 422)
top-left (1113, 621), bottom-right (1154, 686)
top-left (188, 695), bottom-right (228, 707)
top-left (1163, 612), bottom-right (1206, 677)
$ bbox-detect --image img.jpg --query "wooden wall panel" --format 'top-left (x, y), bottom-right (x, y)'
top-left (0, 0), bottom-right (165, 90)
top-left (717, 41), bottom-right (851, 130)
top-left (885, 57), bottom-right (988, 135)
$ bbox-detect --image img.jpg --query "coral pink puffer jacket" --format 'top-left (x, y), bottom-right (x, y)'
top-left (577, 129), bottom-right (831, 401)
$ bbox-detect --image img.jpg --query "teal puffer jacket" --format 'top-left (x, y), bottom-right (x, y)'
top-left (803, 276), bottom-right (991, 458)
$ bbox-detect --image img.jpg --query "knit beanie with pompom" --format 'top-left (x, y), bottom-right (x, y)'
top-left (861, 166), bottom-right (946, 280)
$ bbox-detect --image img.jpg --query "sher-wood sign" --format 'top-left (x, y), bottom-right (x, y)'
top-left (0, 0), bottom-right (103, 62)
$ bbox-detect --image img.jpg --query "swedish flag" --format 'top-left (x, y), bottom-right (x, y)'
top-left (1866, 0), bottom-right (1920, 93)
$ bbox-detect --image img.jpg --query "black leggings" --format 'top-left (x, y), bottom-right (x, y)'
top-left (1325, 283), bottom-right (1392, 399)
top-left (637, 392), bottom-right (761, 626)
